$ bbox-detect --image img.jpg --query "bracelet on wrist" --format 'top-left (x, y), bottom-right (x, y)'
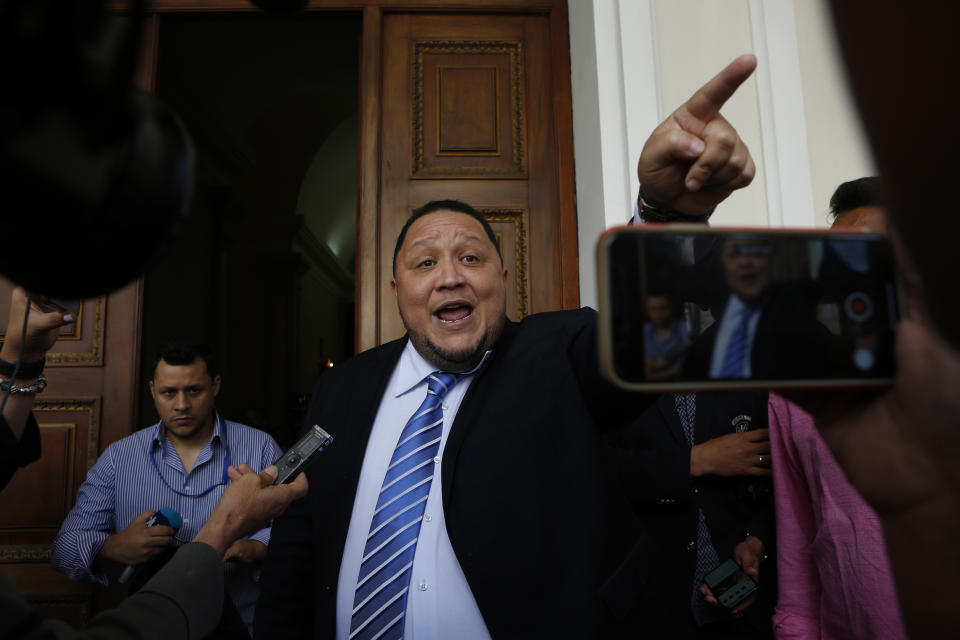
top-left (0, 356), bottom-right (45, 380)
top-left (638, 186), bottom-right (715, 224)
top-left (0, 373), bottom-right (47, 395)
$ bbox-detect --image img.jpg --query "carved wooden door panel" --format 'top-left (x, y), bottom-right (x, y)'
top-left (364, 9), bottom-right (578, 347)
top-left (0, 282), bottom-right (143, 626)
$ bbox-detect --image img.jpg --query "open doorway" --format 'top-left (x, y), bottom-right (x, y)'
top-left (140, 12), bottom-right (361, 447)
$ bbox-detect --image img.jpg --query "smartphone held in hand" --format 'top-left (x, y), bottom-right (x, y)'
top-left (597, 225), bottom-right (902, 392)
top-left (703, 558), bottom-right (758, 610)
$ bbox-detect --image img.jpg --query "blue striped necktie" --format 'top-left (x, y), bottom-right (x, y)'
top-left (720, 305), bottom-right (757, 378)
top-left (349, 371), bottom-right (461, 640)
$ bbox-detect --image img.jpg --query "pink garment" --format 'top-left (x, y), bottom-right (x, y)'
top-left (768, 394), bottom-right (908, 640)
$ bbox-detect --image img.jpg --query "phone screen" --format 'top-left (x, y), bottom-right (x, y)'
top-left (704, 559), bottom-right (758, 609)
top-left (599, 226), bottom-right (900, 390)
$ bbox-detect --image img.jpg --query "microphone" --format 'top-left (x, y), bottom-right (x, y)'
top-left (118, 507), bottom-right (183, 584)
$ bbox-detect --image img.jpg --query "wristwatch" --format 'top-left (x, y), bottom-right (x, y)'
top-left (638, 186), bottom-right (715, 223)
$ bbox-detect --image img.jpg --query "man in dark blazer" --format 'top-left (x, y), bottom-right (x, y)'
top-left (605, 392), bottom-right (776, 639)
top-left (254, 201), bottom-right (656, 639)
top-left (255, 56), bottom-right (762, 640)
top-left (683, 237), bottom-right (849, 382)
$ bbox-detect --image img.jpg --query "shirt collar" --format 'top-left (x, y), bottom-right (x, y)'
top-left (728, 293), bottom-right (766, 315)
top-left (393, 340), bottom-right (492, 398)
top-left (726, 293), bottom-right (748, 317)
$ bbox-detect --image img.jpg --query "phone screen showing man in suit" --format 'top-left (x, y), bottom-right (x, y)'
top-left (598, 226), bottom-right (901, 391)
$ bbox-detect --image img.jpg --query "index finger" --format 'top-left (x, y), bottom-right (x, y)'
top-left (284, 471), bottom-right (308, 500)
top-left (683, 54), bottom-right (757, 121)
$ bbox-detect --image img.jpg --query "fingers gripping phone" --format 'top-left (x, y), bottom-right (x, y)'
top-left (703, 558), bottom-right (758, 610)
top-left (597, 225), bottom-right (903, 391)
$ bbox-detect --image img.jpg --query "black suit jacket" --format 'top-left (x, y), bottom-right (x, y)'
top-left (255, 309), bottom-right (657, 639)
top-left (685, 285), bottom-right (851, 381)
top-left (605, 392), bottom-right (776, 639)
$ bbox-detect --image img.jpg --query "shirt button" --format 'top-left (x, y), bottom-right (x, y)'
top-left (424, 514), bottom-right (432, 522)
top-left (686, 540), bottom-right (696, 551)
top-left (433, 456), bottom-right (441, 464)
top-left (419, 582), bottom-right (428, 591)
top-left (184, 485), bottom-right (191, 491)
top-left (693, 488), bottom-right (699, 494)
top-left (441, 404), bottom-right (448, 411)
top-left (183, 518), bottom-right (190, 524)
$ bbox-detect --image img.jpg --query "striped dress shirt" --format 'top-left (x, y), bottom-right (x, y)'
top-left (336, 341), bottom-right (492, 640)
top-left (51, 414), bottom-right (282, 626)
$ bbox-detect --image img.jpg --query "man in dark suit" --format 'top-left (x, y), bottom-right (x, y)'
top-left (683, 237), bottom-right (847, 381)
top-left (606, 392), bottom-right (776, 639)
top-left (254, 200), bottom-right (656, 639)
top-left (255, 55), bottom-right (762, 640)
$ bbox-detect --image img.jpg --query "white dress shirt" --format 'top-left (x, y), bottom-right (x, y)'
top-left (709, 294), bottom-right (763, 378)
top-left (336, 341), bottom-right (492, 640)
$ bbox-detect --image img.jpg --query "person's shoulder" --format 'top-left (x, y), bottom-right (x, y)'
top-left (90, 425), bottom-right (156, 470)
top-left (303, 336), bottom-right (408, 401)
top-left (518, 307), bottom-right (597, 331)
top-left (103, 424), bottom-right (157, 452)
top-left (489, 308), bottom-right (597, 357)
top-left (222, 418), bottom-right (275, 442)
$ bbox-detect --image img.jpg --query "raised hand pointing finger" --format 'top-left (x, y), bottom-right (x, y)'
top-left (637, 54), bottom-right (757, 218)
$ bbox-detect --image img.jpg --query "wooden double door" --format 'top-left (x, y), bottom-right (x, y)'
top-left (0, 0), bottom-right (578, 626)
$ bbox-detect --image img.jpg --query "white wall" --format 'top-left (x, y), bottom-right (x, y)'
top-left (569, 0), bottom-right (875, 308)
top-left (793, 0), bottom-right (877, 225)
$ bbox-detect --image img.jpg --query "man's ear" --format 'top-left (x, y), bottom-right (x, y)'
top-left (212, 375), bottom-right (222, 397)
top-left (391, 279), bottom-right (398, 297)
top-left (148, 380), bottom-right (155, 394)
top-left (502, 268), bottom-right (509, 283)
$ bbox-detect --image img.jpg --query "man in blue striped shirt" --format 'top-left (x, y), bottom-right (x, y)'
top-left (51, 342), bottom-right (282, 636)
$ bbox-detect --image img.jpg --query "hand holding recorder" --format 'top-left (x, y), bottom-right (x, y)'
top-left (194, 463), bottom-right (307, 559)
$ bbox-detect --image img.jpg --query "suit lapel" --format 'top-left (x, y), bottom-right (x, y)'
top-left (439, 319), bottom-right (518, 509)
top-left (657, 392), bottom-right (686, 445)
top-left (316, 336), bottom-right (408, 594)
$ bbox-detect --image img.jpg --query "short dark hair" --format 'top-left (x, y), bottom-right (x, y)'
top-left (829, 177), bottom-right (884, 221)
top-left (392, 200), bottom-right (502, 275)
top-left (152, 341), bottom-right (218, 379)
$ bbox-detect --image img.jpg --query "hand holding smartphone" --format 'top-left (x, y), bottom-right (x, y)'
top-left (702, 558), bottom-right (758, 610)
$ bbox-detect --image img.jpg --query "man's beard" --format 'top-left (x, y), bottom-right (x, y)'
top-left (402, 314), bottom-right (505, 373)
